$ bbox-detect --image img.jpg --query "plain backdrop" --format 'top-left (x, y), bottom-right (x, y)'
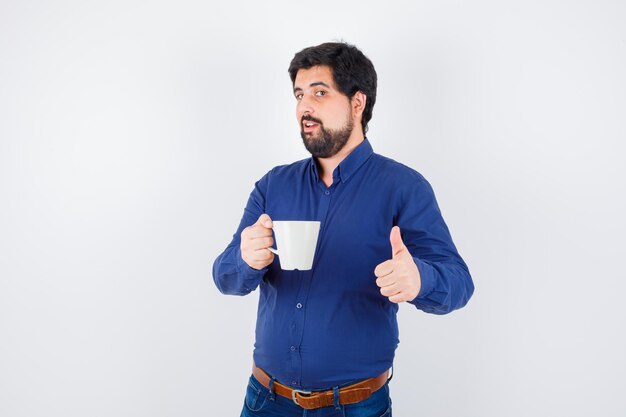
top-left (1, 0), bottom-right (625, 416)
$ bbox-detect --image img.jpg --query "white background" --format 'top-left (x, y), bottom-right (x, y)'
top-left (1, 1), bottom-right (625, 416)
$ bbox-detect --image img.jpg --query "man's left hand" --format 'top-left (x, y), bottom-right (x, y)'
top-left (374, 226), bottom-right (421, 303)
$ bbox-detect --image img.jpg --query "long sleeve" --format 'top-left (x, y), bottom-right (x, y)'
top-left (396, 177), bottom-right (474, 314)
top-left (212, 172), bottom-right (270, 296)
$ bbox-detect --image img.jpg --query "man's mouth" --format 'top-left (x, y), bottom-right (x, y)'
top-left (302, 120), bottom-right (320, 132)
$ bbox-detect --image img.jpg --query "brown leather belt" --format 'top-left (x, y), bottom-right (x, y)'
top-left (252, 364), bottom-right (389, 410)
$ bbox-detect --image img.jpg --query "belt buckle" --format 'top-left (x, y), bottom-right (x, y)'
top-left (292, 389), bottom-right (312, 406)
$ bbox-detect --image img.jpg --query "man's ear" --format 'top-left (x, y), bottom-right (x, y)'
top-left (351, 91), bottom-right (367, 118)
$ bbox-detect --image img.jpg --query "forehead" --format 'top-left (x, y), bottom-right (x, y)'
top-left (293, 65), bottom-right (337, 89)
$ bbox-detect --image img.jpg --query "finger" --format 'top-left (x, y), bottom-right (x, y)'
top-left (245, 226), bottom-right (274, 239)
top-left (390, 226), bottom-right (407, 258)
top-left (255, 213), bottom-right (273, 229)
top-left (379, 283), bottom-right (401, 298)
top-left (387, 293), bottom-right (408, 304)
top-left (252, 248), bottom-right (274, 262)
top-left (249, 236), bottom-right (274, 250)
top-left (376, 273), bottom-right (397, 288)
top-left (374, 260), bottom-right (394, 278)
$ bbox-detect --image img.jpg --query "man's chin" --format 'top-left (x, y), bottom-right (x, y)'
top-left (301, 131), bottom-right (320, 140)
top-left (301, 134), bottom-right (325, 149)
top-left (304, 143), bottom-right (339, 159)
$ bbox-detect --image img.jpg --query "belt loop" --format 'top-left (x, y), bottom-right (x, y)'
top-left (268, 377), bottom-right (276, 401)
top-left (332, 386), bottom-right (340, 410)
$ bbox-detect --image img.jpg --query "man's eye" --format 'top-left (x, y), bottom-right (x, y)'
top-left (295, 94), bottom-right (303, 100)
top-left (315, 91), bottom-right (326, 97)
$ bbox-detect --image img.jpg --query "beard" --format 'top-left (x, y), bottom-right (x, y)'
top-left (300, 114), bottom-right (354, 158)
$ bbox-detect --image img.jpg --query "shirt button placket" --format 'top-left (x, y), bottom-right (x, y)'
top-left (287, 184), bottom-right (332, 389)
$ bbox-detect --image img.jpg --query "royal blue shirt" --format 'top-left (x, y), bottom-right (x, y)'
top-left (212, 138), bottom-right (474, 390)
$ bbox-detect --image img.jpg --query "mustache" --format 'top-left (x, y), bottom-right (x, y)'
top-left (301, 115), bottom-right (323, 125)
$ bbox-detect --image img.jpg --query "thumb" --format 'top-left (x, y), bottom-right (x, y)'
top-left (390, 226), bottom-right (406, 258)
top-left (256, 213), bottom-right (273, 229)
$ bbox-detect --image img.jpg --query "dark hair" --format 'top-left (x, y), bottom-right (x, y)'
top-left (288, 42), bottom-right (377, 134)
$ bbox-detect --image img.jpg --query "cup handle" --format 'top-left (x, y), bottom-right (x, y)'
top-left (267, 247), bottom-right (279, 256)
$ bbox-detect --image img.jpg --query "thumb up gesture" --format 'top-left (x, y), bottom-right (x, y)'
top-left (374, 226), bottom-right (422, 303)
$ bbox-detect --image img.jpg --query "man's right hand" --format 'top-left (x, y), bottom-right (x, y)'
top-left (240, 213), bottom-right (275, 270)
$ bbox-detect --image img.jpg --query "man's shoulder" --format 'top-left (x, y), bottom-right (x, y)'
top-left (370, 152), bottom-right (428, 184)
top-left (267, 157), bottom-right (310, 176)
top-left (254, 157), bottom-right (311, 183)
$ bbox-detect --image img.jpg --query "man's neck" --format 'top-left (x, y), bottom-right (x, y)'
top-left (316, 133), bottom-right (365, 187)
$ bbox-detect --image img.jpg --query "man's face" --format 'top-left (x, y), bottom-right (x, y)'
top-left (293, 65), bottom-right (354, 158)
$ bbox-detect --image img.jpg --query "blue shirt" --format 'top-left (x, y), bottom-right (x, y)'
top-left (212, 138), bottom-right (474, 390)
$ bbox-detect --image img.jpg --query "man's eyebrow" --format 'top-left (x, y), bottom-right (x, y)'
top-left (309, 81), bottom-right (331, 88)
top-left (293, 81), bottom-right (332, 93)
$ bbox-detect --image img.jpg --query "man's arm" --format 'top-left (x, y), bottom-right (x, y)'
top-left (212, 173), bottom-right (274, 296)
top-left (383, 177), bottom-right (474, 314)
top-left (404, 178), bottom-right (474, 314)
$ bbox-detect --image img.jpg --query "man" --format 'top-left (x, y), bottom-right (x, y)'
top-left (213, 42), bottom-right (474, 416)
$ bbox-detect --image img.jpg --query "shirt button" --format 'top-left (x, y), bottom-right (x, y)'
top-left (291, 381), bottom-right (298, 386)
top-left (296, 303), bottom-right (303, 309)
top-left (290, 346), bottom-right (296, 351)
top-left (324, 190), bottom-right (330, 195)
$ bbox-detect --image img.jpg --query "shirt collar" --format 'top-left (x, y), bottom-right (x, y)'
top-left (309, 137), bottom-right (374, 184)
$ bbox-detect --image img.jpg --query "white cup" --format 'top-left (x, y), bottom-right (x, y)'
top-left (267, 221), bottom-right (321, 270)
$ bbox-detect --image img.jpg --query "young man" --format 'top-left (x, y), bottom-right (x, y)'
top-left (213, 42), bottom-right (474, 417)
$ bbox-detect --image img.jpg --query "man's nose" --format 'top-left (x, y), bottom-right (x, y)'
top-left (297, 95), bottom-right (315, 116)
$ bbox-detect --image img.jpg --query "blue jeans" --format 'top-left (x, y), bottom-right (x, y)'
top-left (240, 374), bottom-right (392, 417)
